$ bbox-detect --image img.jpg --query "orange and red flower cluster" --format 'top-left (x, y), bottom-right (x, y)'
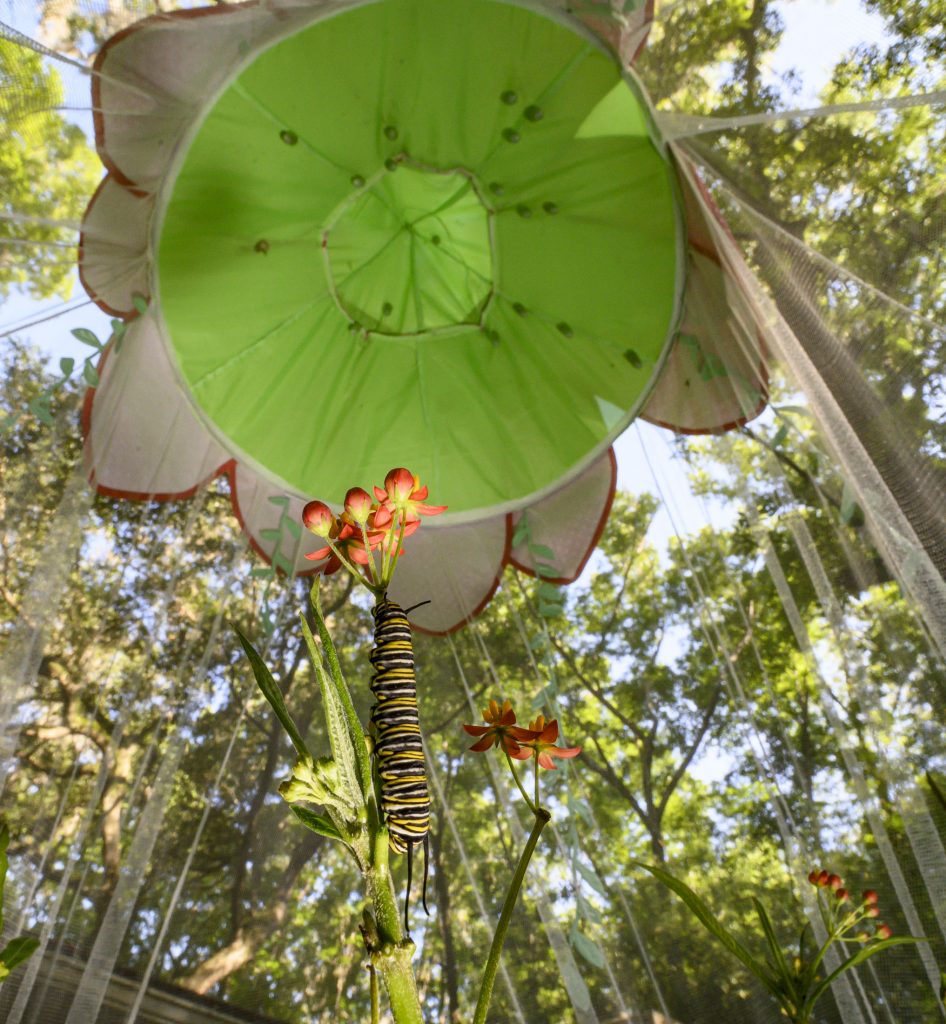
top-left (807, 868), bottom-right (892, 941)
top-left (302, 467), bottom-right (445, 583)
top-left (463, 699), bottom-right (581, 770)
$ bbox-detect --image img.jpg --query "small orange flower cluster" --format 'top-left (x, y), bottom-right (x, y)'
top-left (463, 699), bottom-right (581, 770)
top-left (302, 467), bottom-right (445, 580)
top-left (808, 869), bottom-right (892, 941)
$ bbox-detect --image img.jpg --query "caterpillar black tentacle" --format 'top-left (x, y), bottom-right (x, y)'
top-left (369, 594), bottom-right (431, 933)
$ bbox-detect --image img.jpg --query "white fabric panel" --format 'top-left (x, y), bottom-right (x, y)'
top-left (386, 515), bottom-right (509, 634)
top-left (641, 157), bottom-right (767, 434)
top-left (79, 176), bottom-right (151, 316)
top-left (84, 311), bottom-right (227, 497)
top-left (509, 448), bottom-right (615, 580)
top-left (92, 3), bottom-right (326, 189)
top-left (230, 463), bottom-right (325, 570)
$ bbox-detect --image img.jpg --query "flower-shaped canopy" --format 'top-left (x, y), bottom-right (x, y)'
top-left (79, 0), bottom-right (767, 633)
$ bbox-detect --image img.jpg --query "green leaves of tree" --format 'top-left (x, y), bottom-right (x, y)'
top-left (0, 823), bottom-right (39, 984)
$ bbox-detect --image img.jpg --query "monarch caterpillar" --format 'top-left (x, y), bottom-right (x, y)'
top-left (369, 595), bottom-right (431, 931)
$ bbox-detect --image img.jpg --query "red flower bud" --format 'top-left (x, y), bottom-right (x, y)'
top-left (302, 500), bottom-right (335, 537)
top-left (862, 889), bottom-right (878, 905)
top-left (866, 906), bottom-right (880, 918)
top-left (828, 874), bottom-right (842, 891)
top-left (817, 870), bottom-right (830, 886)
top-left (836, 888), bottom-right (849, 902)
top-left (875, 924), bottom-right (892, 940)
top-left (808, 870), bottom-right (820, 885)
top-left (344, 487), bottom-right (373, 525)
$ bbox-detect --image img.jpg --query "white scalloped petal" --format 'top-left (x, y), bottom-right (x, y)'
top-left (386, 516), bottom-right (510, 635)
top-left (509, 448), bottom-right (615, 581)
top-left (230, 463), bottom-right (327, 571)
top-left (79, 176), bottom-right (152, 316)
top-left (84, 311), bottom-right (228, 498)
top-left (93, 4), bottom-right (320, 189)
top-left (641, 249), bottom-right (767, 433)
top-left (641, 156), bottom-right (768, 434)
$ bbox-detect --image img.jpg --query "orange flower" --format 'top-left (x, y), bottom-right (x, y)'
top-left (374, 467), bottom-right (447, 527)
top-left (510, 714), bottom-right (581, 770)
top-left (463, 699), bottom-right (532, 759)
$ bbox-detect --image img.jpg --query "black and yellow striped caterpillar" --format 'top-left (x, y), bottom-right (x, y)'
top-left (369, 595), bottom-right (430, 931)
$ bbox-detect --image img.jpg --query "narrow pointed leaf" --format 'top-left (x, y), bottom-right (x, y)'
top-left (927, 771), bottom-right (946, 815)
top-left (577, 861), bottom-right (608, 898)
top-left (570, 926), bottom-right (606, 969)
top-left (132, 294), bottom-right (149, 315)
top-left (290, 805), bottom-right (342, 841)
top-left (82, 362), bottom-right (100, 387)
top-left (29, 398), bottom-right (53, 426)
top-left (59, 357), bottom-right (74, 377)
top-left (0, 822), bottom-right (8, 934)
top-left (0, 935), bottom-right (39, 971)
top-left (528, 543), bottom-right (556, 560)
top-left (310, 583), bottom-right (372, 800)
top-left (752, 897), bottom-right (794, 999)
top-left (804, 936), bottom-right (921, 1014)
top-left (534, 562), bottom-right (560, 579)
top-left (299, 614), bottom-right (362, 810)
top-left (234, 624), bottom-right (310, 760)
top-left (635, 862), bottom-right (780, 996)
top-left (512, 520), bottom-right (531, 547)
top-left (259, 528), bottom-right (281, 542)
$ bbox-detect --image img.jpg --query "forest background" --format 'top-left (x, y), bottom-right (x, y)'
top-left (1, 0), bottom-right (945, 1021)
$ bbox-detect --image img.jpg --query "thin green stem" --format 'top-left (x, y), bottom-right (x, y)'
top-left (385, 514), bottom-right (409, 585)
top-left (534, 757), bottom-right (540, 810)
top-left (504, 750), bottom-right (538, 814)
top-left (369, 964), bottom-right (380, 1024)
top-left (324, 536), bottom-right (374, 590)
top-left (472, 808), bottom-right (551, 1024)
top-left (358, 521), bottom-right (380, 586)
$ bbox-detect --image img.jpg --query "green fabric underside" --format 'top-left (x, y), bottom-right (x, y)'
top-left (158, 0), bottom-right (681, 515)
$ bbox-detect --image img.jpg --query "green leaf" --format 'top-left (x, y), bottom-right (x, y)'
top-left (132, 294), bottom-right (149, 315)
top-left (570, 797), bottom-right (595, 829)
top-left (268, 495), bottom-right (290, 508)
top-left (309, 582), bottom-right (372, 800)
top-left (577, 892), bottom-right (602, 924)
top-left (772, 424), bottom-right (789, 447)
top-left (804, 936), bottom-right (922, 1014)
top-left (233, 624), bottom-right (310, 761)
top-left (840, 481), bottom-right (859, 525)
top-left (537, 581), bottom-right (562, 601)
top-left (529, 633), bottom-right (548, 652)
top-left (926, 771), bottom-right (946, 814)
top-left (634, 861), bottom-right (779, 997)
top-left (752, 897), bottom-right (795, 1000)
top-left (273, 552), bottom-right (293, 576)
top-left (774, 404), bottom-right (812, 419)
top-left (534, 562), bottom-right (560, 579)
top-left (0, 935), bottom-right (39, 972)
top-left (577, 861), bottom-right (608, 898)
top-left (59, 357), bottom-right (74, 377)
top-left (0, 822), bottom-right (8, 934)
top-left (282, 517), bottom-right (302, 540)
top-left (28, 398), bottom-right (53, 426)
top-left (289, 804), bottom-right (342, 842)
top-left (512, 520), bottom-right (531, 547)
top-left (71, 327), bottom-right (101, 349)
top-left (539, 601), bottom-right (563, 618)
top-left (570, 924), bottom-right (605, 968)
top-left (82, 362), bottom-right (100, 387)
top-left (299, 614), bottom-right (362, 812)
top-left (528, 543), bottom-right (556, 560)
top-left (259, 528), bottom-right (281, 542)
top-left (250, 566), bottom-right (274, 580)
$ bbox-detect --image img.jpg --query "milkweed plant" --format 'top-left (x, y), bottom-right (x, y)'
top-left (237, 467), bottom-right (579, 1024)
